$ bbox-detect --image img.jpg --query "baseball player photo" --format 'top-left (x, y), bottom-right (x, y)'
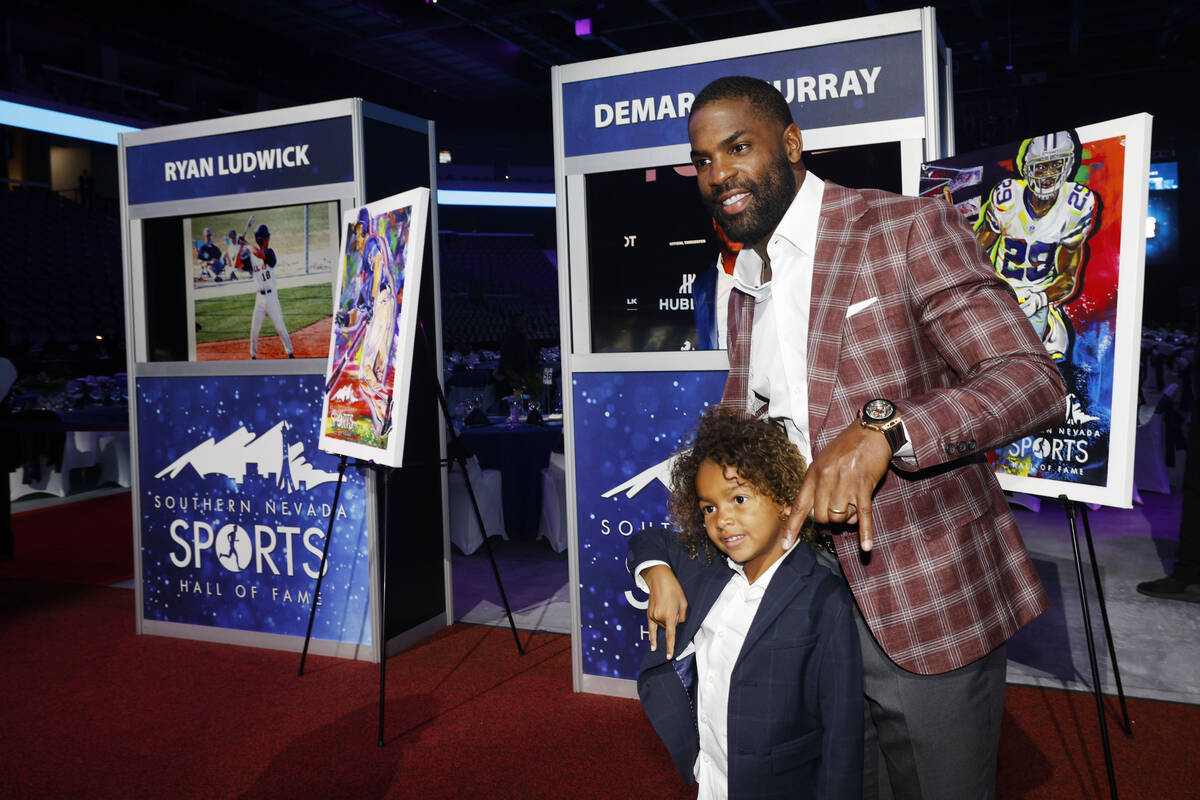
top-left (245, 223), bottom-right (295, 359)
top-left (186, 202), bottom-right (339, 362)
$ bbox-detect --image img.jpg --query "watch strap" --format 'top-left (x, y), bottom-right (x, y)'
top-left (860, 414), bottom-right (906, 454)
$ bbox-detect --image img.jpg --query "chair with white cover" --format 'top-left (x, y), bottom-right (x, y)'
top-left (10, 430), bottom-right (99, 500)
top-left (447, 455), bottom-right (505, 555)
top-left (97, 432), bottom-right (132, 487)
top-left (537, 451), bottom-right (568, 553)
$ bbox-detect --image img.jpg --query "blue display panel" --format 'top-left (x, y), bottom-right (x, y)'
top-left (561, 32), bottom-right (923, 158)
top-left (573, 370), bottom-right (727, 679)
top-left (137, 374), bottom-right (370, 645)
top-left (126, 116), bottom-right (355, 205)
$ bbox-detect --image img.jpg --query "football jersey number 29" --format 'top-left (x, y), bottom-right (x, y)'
top-left (1066, 183), bottom-right (1090, 212)
top-left (1000, 239), bottom-right (1056, 282)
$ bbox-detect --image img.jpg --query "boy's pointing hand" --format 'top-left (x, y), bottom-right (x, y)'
top-left (644, 564), bottom-right (688, 660)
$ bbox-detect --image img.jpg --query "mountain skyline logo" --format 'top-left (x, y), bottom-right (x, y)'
top-left (603, 454), bottom-right (678, 499)
top-left (156, 420), bottom-right (342, 491)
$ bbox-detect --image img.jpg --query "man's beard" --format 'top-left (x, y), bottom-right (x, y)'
top-left (707, 155), bottom-right (796, 246)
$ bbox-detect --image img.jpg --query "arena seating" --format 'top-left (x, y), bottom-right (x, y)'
top-left (438, 230), bottom-right (559, 349)
top-left (1, 187), bottom-right (123, 355)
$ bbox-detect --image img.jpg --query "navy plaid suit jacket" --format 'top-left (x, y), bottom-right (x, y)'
top-left (721, 181), bottom-right (1066, 675)
top-left (630, 527), bottom-right (863, 800)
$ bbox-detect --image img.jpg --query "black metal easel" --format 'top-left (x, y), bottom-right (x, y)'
top-left (1055, 493), bottom-right (1134, 800)
top-left (297, 453), bottom-right (350, 677)
top-left (296, 320), bottom-right (525, 745)
top-left (377, 464), bottom-right (390, 746)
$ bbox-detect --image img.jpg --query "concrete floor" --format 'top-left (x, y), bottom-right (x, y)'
top-left (451, 537), bottom-right (571, 635)
top-left (1006, 490), bottom-right (1200, 705)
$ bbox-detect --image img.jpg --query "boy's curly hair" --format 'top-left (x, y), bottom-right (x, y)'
top-left (667, 405), bottom-right (811, 560)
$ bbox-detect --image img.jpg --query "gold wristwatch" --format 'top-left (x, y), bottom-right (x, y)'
top-left (860, 398), bottom-right (906, 454)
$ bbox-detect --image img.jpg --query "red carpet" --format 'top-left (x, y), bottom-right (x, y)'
top-left (0, 576), bottom-right (1197, 799)
top-left (0, 491), bottom-right (134, 585)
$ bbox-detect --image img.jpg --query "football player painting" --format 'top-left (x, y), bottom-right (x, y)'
top-left (975, 131), bottom-right (1098, 361)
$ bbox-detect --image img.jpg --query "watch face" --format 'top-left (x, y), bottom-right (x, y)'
top-left (864, 399), bottom-right (895, 422)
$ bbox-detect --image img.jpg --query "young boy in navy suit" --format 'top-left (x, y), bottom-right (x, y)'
top-left (629, 407), bottom-right (862, 799)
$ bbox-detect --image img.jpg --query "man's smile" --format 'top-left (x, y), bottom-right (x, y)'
top-left (719, 190), bottom-right (752, 214)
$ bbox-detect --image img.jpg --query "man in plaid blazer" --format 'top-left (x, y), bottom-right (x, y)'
top-left (640, 77), bottom-right (1067, 799)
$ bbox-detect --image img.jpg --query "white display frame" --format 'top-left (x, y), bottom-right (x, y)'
top-left (118, 100), bottom-right (447, 661)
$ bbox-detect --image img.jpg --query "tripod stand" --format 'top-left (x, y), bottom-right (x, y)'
top-left (297, 320), bottom-right (524, 746)
top-left (418, 321), bottom-right (524, 657)
top-left (1054, 494), bottom-right (1134, 800)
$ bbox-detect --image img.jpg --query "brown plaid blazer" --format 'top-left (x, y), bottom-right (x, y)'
top-left (722, 181), bottom-right (1065, 675)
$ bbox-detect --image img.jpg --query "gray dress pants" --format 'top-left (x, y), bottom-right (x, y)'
top-left (816, 546), bottom-right (1007, 800)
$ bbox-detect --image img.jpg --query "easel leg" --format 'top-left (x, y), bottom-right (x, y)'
top-left (1061, 495), bottom-right (1120, 800)
top-left (450, 454), bottom-right (525, 656)
top-left (378, 466), bottom-right (389, 747)
top-left (298, 454), bottom-right (349, 677)
top-left (417, 321), bottom-right (524, 656)
top-left (1079, 505), bottom-right (1134, 737)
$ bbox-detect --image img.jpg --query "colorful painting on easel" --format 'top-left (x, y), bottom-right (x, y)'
top-left (319, 188), bottom-right (429, 467)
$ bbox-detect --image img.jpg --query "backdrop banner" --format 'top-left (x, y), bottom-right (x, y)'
top-left (555, 9), bottom-right (944, 694)
top-left (573, 370), bottom-right (727, 679)
top-left (137, 374), bottom-right (371, 645)
top-left (125, 116), bottom-right (355, 206)
top-left (561, 31), bottom-right (923, 158)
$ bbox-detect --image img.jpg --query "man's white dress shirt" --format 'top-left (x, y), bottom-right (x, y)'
top-left (730, 172), bottom-right (914, 463)
top-left (729, 173), bottom-right (824, 463)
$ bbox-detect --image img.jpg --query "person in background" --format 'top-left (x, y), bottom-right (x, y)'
top-left (1138, 318), bottom-right (1200, 603)
top-left (0, 319), bottom-right (16, 560)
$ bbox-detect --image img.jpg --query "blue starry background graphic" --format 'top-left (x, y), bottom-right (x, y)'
top-left (137, 375), bottom-right (371, 645)
top-left (573, 370), bottom-right (727, 679)
top-left (991, 321), bottom-right (1115, 487)
top-left (1038, 320), bottom-right (1113, 486)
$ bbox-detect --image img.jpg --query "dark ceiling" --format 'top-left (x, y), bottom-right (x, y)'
top-left (3, 1), bottom-right (1198, 165)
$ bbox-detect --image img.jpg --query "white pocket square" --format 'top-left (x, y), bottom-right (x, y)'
top-left (846, 297), bottom-right (879, 318)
